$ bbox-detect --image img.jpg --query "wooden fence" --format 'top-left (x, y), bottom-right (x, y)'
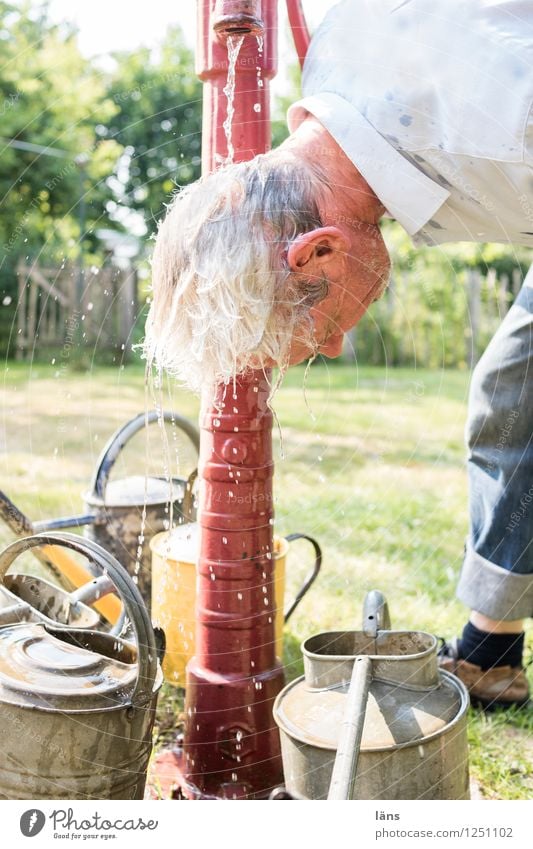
top-left (15, 261), bottom-right (138, 361)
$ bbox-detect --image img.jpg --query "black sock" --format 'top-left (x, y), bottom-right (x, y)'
top-left (458, 622), bottom-right (524, 670)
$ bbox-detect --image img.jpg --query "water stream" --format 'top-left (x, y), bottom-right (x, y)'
top-left (222, 35), bottom-right (245, 164)
top-left (138, 31), bottom-right (278, 617)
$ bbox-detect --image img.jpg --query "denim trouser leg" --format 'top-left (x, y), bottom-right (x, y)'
top-left (457, 267), bottom-right (533, 620)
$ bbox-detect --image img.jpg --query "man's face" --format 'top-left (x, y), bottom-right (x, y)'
top-left (287, 218), bottom-right (391, 364)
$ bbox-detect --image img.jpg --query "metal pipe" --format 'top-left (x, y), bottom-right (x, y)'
top-left (32, 514), bottom-right (97, 532)
top-left (286, 0), bottom-right (310, 68)
top-left (327, 656), bottom-right (372, 800)
top-left (362, 589), bottom-right (391, 644)
top-left (196, 0), bottom-right (278, 173)
top-left (153, 0), bottom-right (283, 799)
top-left (213, 0), bottom-right (264, 38)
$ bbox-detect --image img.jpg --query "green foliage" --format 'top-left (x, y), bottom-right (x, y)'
top-left (0, 5), bottom-right (203, 359)
top-left (271, 59), bottom-right (301, 149)
top-left (0, 1), bottom-right (122, 262)
top-left (0, 1), bottom-right (123, 353)
top-left (103, 28), bottom-right (202, 226)
top-left (353, 221), bottom-right (529, 368)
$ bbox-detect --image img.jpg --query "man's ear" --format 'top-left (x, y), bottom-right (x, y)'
top-left (287, 226), bottom-right (349, 274)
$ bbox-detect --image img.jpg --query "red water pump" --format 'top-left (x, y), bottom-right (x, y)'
top-left (152, 0), bottom-right (310, 800)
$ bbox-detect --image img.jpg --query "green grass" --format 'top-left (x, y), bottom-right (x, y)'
top-left (1, 360), bottom-right (531, 799)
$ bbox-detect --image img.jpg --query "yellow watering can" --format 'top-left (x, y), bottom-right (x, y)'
top-left (151, 522), bottom-right (321, 686)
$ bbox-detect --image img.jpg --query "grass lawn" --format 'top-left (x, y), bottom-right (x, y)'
top-left (1, 359), bottom-right (531, 799)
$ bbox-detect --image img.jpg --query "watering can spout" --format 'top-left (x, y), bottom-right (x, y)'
top-left (213, 0), bottom-right (264, 39)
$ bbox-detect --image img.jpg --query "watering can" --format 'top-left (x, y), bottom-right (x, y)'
top-left (3, 410), bottom-right (200, 609)
top-left (0, 532), bottom-right (162, 800)
top-left (273, 591), bottom-right (470, 800)
top-left (150, 522), bottom-right (322, 686)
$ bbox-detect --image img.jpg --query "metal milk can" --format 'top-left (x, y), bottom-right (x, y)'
top-left (273, 592), bottom-right (470, 800)
top-left (150, 522), bottom-right (322, 686)
top-left (32, 410), bottom-right (200, 606)
top-left (0, 532), bottom-right (162, 800)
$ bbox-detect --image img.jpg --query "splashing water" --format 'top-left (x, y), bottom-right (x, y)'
top-left (222, 35), bottom-right (245, 164)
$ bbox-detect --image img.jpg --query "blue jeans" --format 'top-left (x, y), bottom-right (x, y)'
top-left (457, 268), bottom-right (533, 620)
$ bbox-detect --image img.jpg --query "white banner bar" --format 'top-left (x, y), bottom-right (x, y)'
top-left (2, 799), bottom-right (532, 849)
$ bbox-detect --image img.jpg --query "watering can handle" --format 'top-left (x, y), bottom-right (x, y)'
top-left (90, 410), bottom-right (200, 500)
top-left (0, 532), bottom-right (158, 708)
top-left (283, 533), bottom-right (322, 623)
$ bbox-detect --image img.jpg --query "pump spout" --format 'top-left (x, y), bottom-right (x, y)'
top-left (213, 0), bottom-right (264, 39)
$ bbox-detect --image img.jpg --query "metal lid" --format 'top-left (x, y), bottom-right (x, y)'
top-left (151, 523), bottom-right (286, 563)
top-left (0, 623), bottom-right (138, 712)
top-left (150, 523), bottom-right (200, 564)
top-left (84, 475), bottom-right (185, 508)
top-left (274, 674), bottom-right (464, 752)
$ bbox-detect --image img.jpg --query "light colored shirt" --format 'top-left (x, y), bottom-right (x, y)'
top-left (287, 0), bottom-right (533, 247)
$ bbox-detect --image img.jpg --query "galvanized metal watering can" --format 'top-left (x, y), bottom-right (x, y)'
top-left (26, 410), bottom-right (200, 606)
top-left (273, 591), bottom-right (470, 800)
top-left (150, 522), bottom-right (322, 686)
top-left (0, 532), bottom-right (162, 800)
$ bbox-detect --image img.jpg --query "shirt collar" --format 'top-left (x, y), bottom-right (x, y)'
top-left (287, 92), bottom-right (450, 236)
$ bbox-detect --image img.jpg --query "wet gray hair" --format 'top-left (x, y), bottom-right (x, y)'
top-left (143, 150), bottom-right (328, 393)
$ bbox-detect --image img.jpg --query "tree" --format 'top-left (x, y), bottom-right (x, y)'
top-left (103, 27), bottom-right (202, 230)
top-left (0, 1), bottom-right (123, 353)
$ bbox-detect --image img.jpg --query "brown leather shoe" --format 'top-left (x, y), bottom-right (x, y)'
top-left (438, 639), bottom-right (530, 710)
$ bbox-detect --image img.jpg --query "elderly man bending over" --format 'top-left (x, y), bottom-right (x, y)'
top-left (146, 0), bottom-right (533, 709)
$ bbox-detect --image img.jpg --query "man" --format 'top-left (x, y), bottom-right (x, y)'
top-left (146, 0), bottom-right (533, 708)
